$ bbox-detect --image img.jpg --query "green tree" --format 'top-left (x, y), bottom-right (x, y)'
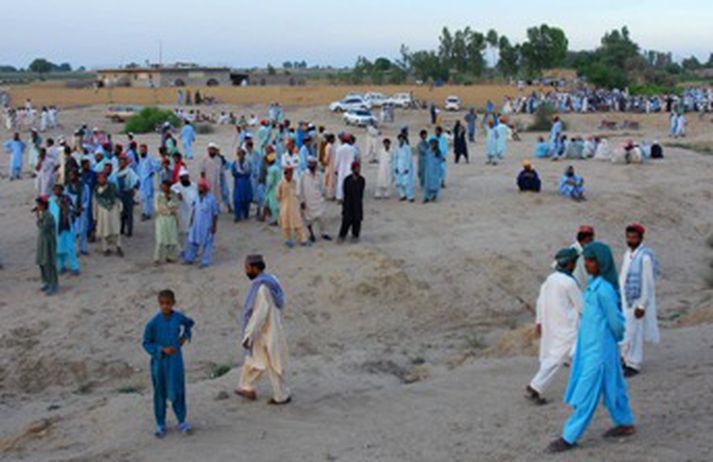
top-left (438, 27), bottom-right (454, 69)
top-left (465, 29), bottom-right (487, 77)
top-left (497, 36), bottom-right (520, 78)
top-left (520, 25), bottom-right (568, 76)
top-left (267, 64), bottom-right (276, 75)
top-left (282, 61), bottom-right (293, 69)
top-left (682, 56), bottom-right (702, 71)
top-left (28, 58), bottom-right (53, 76)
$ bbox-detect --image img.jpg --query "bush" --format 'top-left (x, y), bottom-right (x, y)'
top-left (124, 107), bottom-right (180, 134)
top-left (527, 103), bottom-right (565, 132)
top-left (195, 123), bottom-right (214, 134)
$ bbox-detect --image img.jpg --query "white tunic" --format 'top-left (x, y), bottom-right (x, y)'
top-left (375, 147), bottom-right (392, 197)
top-left (535, 272), bottom-right (583, 363)
top-left (297, 170), bottom-right (325, 222)
top-left (171, 182), bottom-right (199, 234)
top-left (335, 143), bottom-right (357, 201)
top-left (243, 285), bottom-right (289, 375)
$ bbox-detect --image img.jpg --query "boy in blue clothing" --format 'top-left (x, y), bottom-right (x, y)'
top-left (142, 289), bottom-right (195, 438)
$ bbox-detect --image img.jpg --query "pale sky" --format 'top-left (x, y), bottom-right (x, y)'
top-left (1, 0), bottom-right (710, 69)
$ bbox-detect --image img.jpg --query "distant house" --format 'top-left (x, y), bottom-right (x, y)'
top-left (97, 65), bottom-right (232, 88)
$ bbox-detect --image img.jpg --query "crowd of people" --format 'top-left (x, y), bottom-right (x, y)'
top-left (2, 98), bottom-right (60, 132)
top-left (2, 95), bottom-right (669, 452)
top-left (498, 86), bottom-right (713, 115)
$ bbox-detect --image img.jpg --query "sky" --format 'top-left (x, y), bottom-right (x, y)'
top-left (1, 0), bottom-right (710, 69)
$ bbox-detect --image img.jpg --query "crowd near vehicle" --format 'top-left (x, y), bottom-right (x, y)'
top-left (329, 91), bottom-right (416, 112)
top-left (329, 95), bottom-right (371, 112)
top-left (386, 92), bottom-right (414, 108)
top-left (105, 105), bottom-right (143, 122)
top-left (444, 95), bottom-right (461, 111)
top-left (343, 108), bottom-right (377, 126)
top-left (364, 92), bottom-right (388, 107)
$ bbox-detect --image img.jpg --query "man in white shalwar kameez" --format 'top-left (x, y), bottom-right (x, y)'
top-left (526, 247), bottom-right (583, 404)
top-left (298, 157), bottom-right (331, 242)
top-left (619, 224), bottom-right (660, 377)
top-left (365, 123), bottom-right (380, 164)
top-left (375, 138), bottom-right (393, 199)
top-left (236, 255), bottom-right (291, 405)
top-left (335, 134), bottom-right (358, 202)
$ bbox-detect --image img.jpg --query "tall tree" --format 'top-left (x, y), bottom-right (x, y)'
top-left (438, 27), bottom-right (454, 69)
top-left (497, 36), bottom-right (520, 78)
top-left (520, 25), bottom-right (568, 76)
top-left (28, 58), bottom-right (53, 76)
top-left (465, 29), bottom-right (487, 77)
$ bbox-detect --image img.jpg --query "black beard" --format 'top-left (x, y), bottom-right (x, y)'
top-left (247, 273), bottom-right (257, 280)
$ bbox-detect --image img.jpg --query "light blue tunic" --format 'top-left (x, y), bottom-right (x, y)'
top-left (562, 277), bottom-right (634, 444)
top-left (393, 143), bottom-right (415, 200)
top-left (4, 139), bottom-right (25, 177)
top-left (180, 125), bottom-right (196, 159)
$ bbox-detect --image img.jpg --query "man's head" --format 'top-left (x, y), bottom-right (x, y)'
top-left (383, 138), bottom-right (391, 149)
top-left (351, 161), bottom-right (361, 176)
top-left (53, 183), bottom-right (63, 197)
top-left (397, 133), bottom-right (406, 145)
top-left (565, 165), bottom-right (575, 177)
top-left (173, 152), bottom-right (182, 164)
top-left (97, 173), bottom-right (107, 186)
top-left (139, 144), bottom-right (148, 156)
top-left (68, 170), bottom-right (79, 184)
top-left (284, 166), bottom-right (294, 181)
top-left (81, 158), bottom-right (90, 172)
top-left (625, 224), bottom-right (645, 249)
top-left (245, 254), bottom-right (266, 280)
top-left (179, 167), bottom-right (190, 185)
top-left (160, 179), bottom-right (172, 195)
top-left (158, 289), bottom-right (176, 316)
top-left (419, 129), bottom-right (427, 140)
top-left (522, 160), bottom-right (533, 172)
top-left (554, 247), bottom-right (579, 274)
top-left (35, 195), bottom-right (49, 211)
top-left (13, 132), bottom-right (19, 141)
top-left (119, 155), bottom-right (129, 170)
top-left (207, 142), bottom-right (218, 157)
top-left (435, 126), bottom-right (443, 136)
top-left (198, 178), bottom-right (209, 195)
top-left (307, 157), bottom-right (318, 172)
top-left (237, 148), bottom-right (245, 160)
top-left (577, 226), bottom-right (595, 245)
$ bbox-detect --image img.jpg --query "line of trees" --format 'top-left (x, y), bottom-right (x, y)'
top-left (337, 25), bottom-right (712, 89)
top-left (0, 59), bottom-right (76, 75)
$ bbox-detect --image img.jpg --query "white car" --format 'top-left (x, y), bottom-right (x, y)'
top-left (343, 108), bottom-right (376, 126)
top-left (364, 92), bottom-right (387, 107)
top-left (445, 96), bottom-right (461, 111)
top-left (329, 95), bottom-right (371, 112)
top-left (386, 92), bottom-right (414, 108)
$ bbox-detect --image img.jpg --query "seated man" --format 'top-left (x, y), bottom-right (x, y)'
top-left (517, 160), bottom-right (542, 193)
top-left (559, 165), bottom-right (586, 201)
top-left (535, 137), bottom-right (550, 158)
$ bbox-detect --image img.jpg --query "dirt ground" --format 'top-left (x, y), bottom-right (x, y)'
top-left (1, 101), bottom-right (712, 462)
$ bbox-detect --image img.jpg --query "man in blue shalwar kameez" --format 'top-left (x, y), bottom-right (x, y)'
top-left (180, 121), bottom-right (196, 160)
top-left (142, 289), bottom-right (194, 438)
top-left (548, 241), bottom-right (635, 453)
top-left (182, 178), bottom-right (219, 268)
top-left (423, 137), bottom-right (442, 203)
top-left (138, 144), bottom-right (161, 221)
top-left (4, 132), bottom-right (26, 180)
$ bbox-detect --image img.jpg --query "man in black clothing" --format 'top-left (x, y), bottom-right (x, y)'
top-left (338, 161), bottom-right (365, 243)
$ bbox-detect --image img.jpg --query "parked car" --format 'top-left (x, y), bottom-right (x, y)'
top-left (329, 96), bottom-right (371, 112)
top-left (364, 92), bottom-right (387, 107)
top-left (343, 108), bottom-right (376, 126)
top-left (444, 96), bottom-right (461, 111)
top-left (105, 105), bottom-right (143, 122)
top-left (386, 92), bottom-right (414, 108)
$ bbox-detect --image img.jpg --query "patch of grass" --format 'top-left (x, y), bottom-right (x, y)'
top-left (664, 142), bottom-right (713, 156)
top-left (195, 123), bottom-right (215, 135)
top-left (124, 107), bottom-right (180, 134)
top-left (464, 332), bottom-right (486, 350)
top-left (527, 103), bottom-right (566, 132)
top-left (208, 364), bottom-right (231, 379)
top-left (116, 385), bottom-right (142, 394)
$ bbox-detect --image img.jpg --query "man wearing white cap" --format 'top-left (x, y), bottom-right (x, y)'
top-left (200, 142), bottom-right (224, 210)
top-left (171, 168), bottom-right (199, 247)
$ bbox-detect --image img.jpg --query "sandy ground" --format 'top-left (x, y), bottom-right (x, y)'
top-left (1, 103), bottom-right (713, 462)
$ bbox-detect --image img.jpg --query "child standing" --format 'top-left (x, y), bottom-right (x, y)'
top-left (142, 290), bottom-right (195, 438)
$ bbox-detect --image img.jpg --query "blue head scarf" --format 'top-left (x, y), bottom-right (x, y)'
top-left (241, 273), bottom-right (285, 346)
top-left (582, 241), bottom-right (619, 292)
